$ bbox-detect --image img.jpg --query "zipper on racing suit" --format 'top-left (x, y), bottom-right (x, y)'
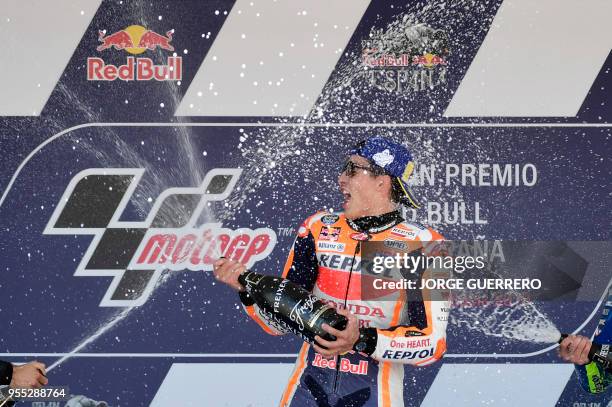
top-left (331, 240), bottom-right (361, 395)
top-left (329, 211), bottom-right (404, 396)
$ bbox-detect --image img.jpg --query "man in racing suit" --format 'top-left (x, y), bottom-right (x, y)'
top-left (214, 137), bottom-right (449, 406)
top-left (559, 285), bottom-right (611, 394)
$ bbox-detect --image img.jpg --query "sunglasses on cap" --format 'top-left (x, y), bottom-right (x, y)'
top-left (340, 160), bottom-right (386, 177)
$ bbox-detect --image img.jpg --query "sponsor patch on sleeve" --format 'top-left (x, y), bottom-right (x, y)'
top-left (381, 348), bottom-right (434, 360)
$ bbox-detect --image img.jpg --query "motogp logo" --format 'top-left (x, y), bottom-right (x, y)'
top-left (44, 168), bottom-right (276, 307)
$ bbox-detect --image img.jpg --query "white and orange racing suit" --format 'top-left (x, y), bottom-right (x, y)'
top-left (239, 210), bottom-right (449, 407)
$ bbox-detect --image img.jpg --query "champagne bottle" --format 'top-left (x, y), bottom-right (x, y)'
top-left (238, 271), bottom-right (348, 344)
top-left (558, 333), bottom-right (611, 372)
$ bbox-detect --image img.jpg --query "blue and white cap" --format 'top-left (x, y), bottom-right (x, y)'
top-left (350, 136), bottom-right (421, 209)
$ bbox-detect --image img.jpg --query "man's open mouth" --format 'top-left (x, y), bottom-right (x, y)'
top-left (342, 190), bottom-right (351, 206)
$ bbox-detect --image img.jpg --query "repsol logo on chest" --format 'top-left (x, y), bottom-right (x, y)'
top-left (382, 348), bottom-right (434, 360)
top-left (316, 253), bottom-right (395, 277)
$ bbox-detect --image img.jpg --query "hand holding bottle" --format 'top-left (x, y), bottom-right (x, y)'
top-left (212, 258), bottom-right (246, 292)
top-left (312, 307), bottom-right (360, 358)
top-left (559, 334), bottom-right (592, 365)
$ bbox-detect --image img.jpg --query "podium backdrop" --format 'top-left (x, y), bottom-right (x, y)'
top-left (1, 0), bottom-right (610, 405)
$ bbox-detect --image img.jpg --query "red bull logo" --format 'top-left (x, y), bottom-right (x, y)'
top-left (312, 353), bottom-right (369, 375)
top-left (87, 25), bottom-right (182, 81)
top-left (361, 23), bottom-right (450, 93)
top-left (362, 50), bottom-right (447, 68)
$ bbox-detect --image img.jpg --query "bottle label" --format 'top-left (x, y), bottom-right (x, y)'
top-left (308, 304), bottom-right (332, 329)
top-left (289, 295), bottom-right (319, 331)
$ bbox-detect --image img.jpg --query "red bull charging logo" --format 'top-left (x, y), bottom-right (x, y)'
top-left (87, 24), bottom-right (182, 81)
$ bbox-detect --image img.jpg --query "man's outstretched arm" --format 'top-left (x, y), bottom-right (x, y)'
top-left (213, 213), bottom-right (321, 336)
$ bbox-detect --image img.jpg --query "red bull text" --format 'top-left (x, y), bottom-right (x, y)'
top-left (87, 57), bottom-right (182, 81)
